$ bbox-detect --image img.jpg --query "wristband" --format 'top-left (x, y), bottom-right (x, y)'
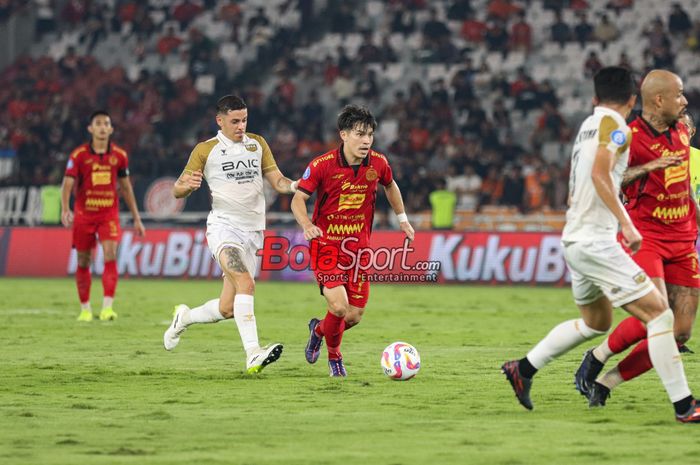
top-left (397, 213), bottom-right (408, 223)
top-left (290, 180), bottom-right (299, 193)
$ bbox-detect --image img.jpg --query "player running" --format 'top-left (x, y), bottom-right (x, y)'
top-left (291, 104), bottom-right (414, 377)
top-left (61, 110), bottom-right (145, 322)
top-left (575, 71), bottom-right (700, 407)
top-left (501, 66), bottom-right (700, 423)
top-left (163, 95), bottom-right (297, 374)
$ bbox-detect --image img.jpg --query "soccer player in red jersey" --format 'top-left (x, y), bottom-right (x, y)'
top-left (61, 111), bottom-right (145, 322)
top-left (291, 105), bottom-right (415, 377)
top-left (575, 70), bottom-right (700, 407)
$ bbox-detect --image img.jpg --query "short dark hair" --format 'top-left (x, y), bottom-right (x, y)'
top-left (337, 104), bottom-right (377, 132)
top-left (216, 95), bottom-right (247, 114)
top-left (593, 66), bottom-right (637, 105)
top-left (88, 110), bottom-right (110, 124)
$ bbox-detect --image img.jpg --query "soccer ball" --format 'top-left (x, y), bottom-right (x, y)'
top-left (381, 342), bottom-right (421, 380)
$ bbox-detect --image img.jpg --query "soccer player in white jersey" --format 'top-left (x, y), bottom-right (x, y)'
top-left (164, 95), bottom-right (298, 374)
top-left (501, 66), bottom-right (700, 423)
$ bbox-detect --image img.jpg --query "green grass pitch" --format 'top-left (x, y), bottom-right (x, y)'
top-left (2, 278), bottom-right (699, 465)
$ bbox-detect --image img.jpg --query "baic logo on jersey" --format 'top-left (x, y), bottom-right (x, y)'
top-left (222, 158), bottom-right (260, 182)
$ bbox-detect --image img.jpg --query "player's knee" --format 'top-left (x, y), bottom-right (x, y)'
top-left (328, 300), bottom-right (348, 317)
top-left (77, 255), bottom-right (91, 268)
top-left (233, 277), bottom-right (255, 295)
top-left (219, 301), bottom-right (233, 318)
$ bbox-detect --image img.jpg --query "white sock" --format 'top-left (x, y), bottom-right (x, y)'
top-left (527, 318), bottom-right (606, 369)
top-left (234, 294), bottom-right (259, 356)
top-left (80, 302), bottom-right (91, 311)
top-left (185, 299), bottom-right (225, 325)
top-left (592, 338), bottom-right (615, 364)
top-left (647, 309), bottom-right (692, 402)
top-left (102, 297), bottom-right (114, 309)
top-left (596, 366), bottom-right (624, 390)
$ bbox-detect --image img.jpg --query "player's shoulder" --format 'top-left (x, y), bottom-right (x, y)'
top-left (111, 143), bottom-right (128, 159)
top-left (69, 144), bottom-right (89, 160)
top-left (309, 149), bottom-right (338, 169)
top-left (194, 137), bottom-right (219, 155)
top-left (245, 132), bottom-right (268, 147)
top-left (369, 149), bottom-right (389, 164)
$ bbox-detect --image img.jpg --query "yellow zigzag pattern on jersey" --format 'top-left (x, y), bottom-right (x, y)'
top-left (652, 204), bottom-right (689, 221)
top-left (326, 223), bottom-right (364, 235)
top-left (85, 198), bottom-right (115, 208)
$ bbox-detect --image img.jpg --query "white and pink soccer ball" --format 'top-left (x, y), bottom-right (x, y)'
top-left (381, 342), bottom-right (421, 380)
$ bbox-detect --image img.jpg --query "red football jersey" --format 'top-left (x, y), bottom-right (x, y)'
top-left (623, 116), bottom-right (697, 241)
top-left (297, 146), bottom-right (394, 249)
top-left (64, 142), bottom-right (129, 219)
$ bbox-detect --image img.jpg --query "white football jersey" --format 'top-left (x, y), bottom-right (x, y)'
top-left (182, 131), bottom-right (278, 231)
top-left (562, 106), bottom-right (631, 242)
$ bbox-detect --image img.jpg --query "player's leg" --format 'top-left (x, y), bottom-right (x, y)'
top-left (320, 285), bottom-right (350, 377)
top-left (73, 219), bottom-right (97, 321)
top-left (163, 276), bottom-right (231, 351)
top-left (343, 275), bottom-right (369, 330)
top-left (219, 245), bottom-right (282, 373)
top-left (621, 288), bottom-right (700, 421)
top-left (98, 235), bottom-right (119, 321)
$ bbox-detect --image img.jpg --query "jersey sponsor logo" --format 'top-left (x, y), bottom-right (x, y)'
top-left (341, 181), bottom-right (368, 191)
top-left (665, 160), bottom-right (688, 189)
top-left (245, 143), bottom-right (258, 152)
top-left (651, 203), bottom-right (689, 221)
top-left (222, 159), bottom-right (259, 170)
top-left (85, 197), bottom-right (115, 208)
top-left (91, 171), bottom-right (111, 185)
top-left (338, 193), bottom-right (365, 211)
top-left (365, 167), bottom-right (378, 181)
top-left (610, 130), bottom-right (626, 146)
top-left (331, 174), bottom-right (345, 179)
top-left (326, 223), bottom-right (364, 235)
top-left (312, 153), bottom-right (334, 167)
top-left (681, 134), bottom-right (690, 146)
top-left (302, 167), bottom-right (311, 180)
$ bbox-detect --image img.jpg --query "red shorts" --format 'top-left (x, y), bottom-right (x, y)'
top-left (631, 236), bottom-right (700, 288)
top-left (312, 243), bottom-right (370, 308)
top-left (73, 215), bottom-right (121, 251)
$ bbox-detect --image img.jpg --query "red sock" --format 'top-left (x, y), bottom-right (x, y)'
top-left (321, 311), bottom-right (345, 359)
top-left (102, 260), bottom-right (118, 299)
top-left (76, 266), bottom-right (91, 303)
top-left (607, 316), bottom-right (647, 354)
top-left (618, 339), bottom-right (685, 381)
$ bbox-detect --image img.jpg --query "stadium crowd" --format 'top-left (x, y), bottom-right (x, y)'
top-left (2, 0), bottom-right (700, 218)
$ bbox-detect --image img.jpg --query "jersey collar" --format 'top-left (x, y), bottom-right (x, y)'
top-left (337, 144), bottom-right (371, 167)
top-left (216, 130), bottom-right (248, 147)
top-left (88, 140), bottom-right (112, 155)
top-left (637, 115), bottom-right (677, 140)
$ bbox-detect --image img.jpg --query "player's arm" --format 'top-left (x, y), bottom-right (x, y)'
top-left (291, 190), bottom-right (323, 240)
top-left (117, 176), bottom-right (146, 237)
top-left (383, 180), bottom-right (415, 242)
top-left (591, 146), bottom-right (641, 252)
top-left (60, 176), bottom-right (75, 228)
top-left (263, 168), bottom-right (298, 194)
top-left (621, 155), bottom-right (683, 187)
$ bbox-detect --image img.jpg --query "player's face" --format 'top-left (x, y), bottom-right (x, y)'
top-left (660, 78), bottom-right (687, 125)
top-left (87, 115), bottom-right (113, 141)
top-left (340, 124), bottom-right (374, 163)
top-left (216, 108), bottom-right (248, 142)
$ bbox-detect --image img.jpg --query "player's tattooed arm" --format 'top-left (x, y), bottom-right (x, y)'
top-left (173, 169), bottom-right (203, 198)
top-left (264, 168), bottom-right (297, 194)
top-left (224, 248), bottom-right (248, 273)
top-left (621, 156), bottom-right (683, 187)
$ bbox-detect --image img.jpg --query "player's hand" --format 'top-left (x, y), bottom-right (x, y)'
top-left (400, 220), bottom-right (415, 242)
top-left (303, 223), bottom-right (323, 241)
top-left (620, 221), bottom-right (643, 254)
top-left (182, 170), bottom-right (203, 191)
top-left (61, 209), bottom-right (73, 228)
top-left (647, 155), bottom-right (683, 172)
top-left (134, 218), bottom-right (146, 237)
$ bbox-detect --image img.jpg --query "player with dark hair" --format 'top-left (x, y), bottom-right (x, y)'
top-left (291, 104), bottom-right (415, 377)
top-left (61, 110), bottom-right (145, 322)
top-left (575, 71), bottom-right (700, 409)
top-left (164, 95), bottom-right (297, 374)
top-left (502, 67), bottom-right (700, 422)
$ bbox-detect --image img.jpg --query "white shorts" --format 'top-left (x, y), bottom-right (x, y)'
top-left (206, 215), bottom-right (263, 276)
top-left (563, 240), bottom-right (656, 308)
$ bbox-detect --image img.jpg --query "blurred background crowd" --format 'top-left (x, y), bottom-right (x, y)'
top-left (2, 0), bottom-right (700, 229)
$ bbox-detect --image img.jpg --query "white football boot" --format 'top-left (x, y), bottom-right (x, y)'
top-left (163, 304), bottom-right (190, 351)
top-left (246, 343), bottom-right (284, 374)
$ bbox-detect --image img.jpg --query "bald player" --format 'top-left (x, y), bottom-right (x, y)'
top-left (575, 70), bottom-right (700, 408)
top-left (163, 95), bottom-right (298, 374)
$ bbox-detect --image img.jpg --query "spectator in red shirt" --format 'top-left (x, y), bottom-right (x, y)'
top-left (510, 11), bottom-right (532, 53)
top-left (157, 26), bottom-right (183, 57)
top-left (173, 0), bottom-right (203, 30)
